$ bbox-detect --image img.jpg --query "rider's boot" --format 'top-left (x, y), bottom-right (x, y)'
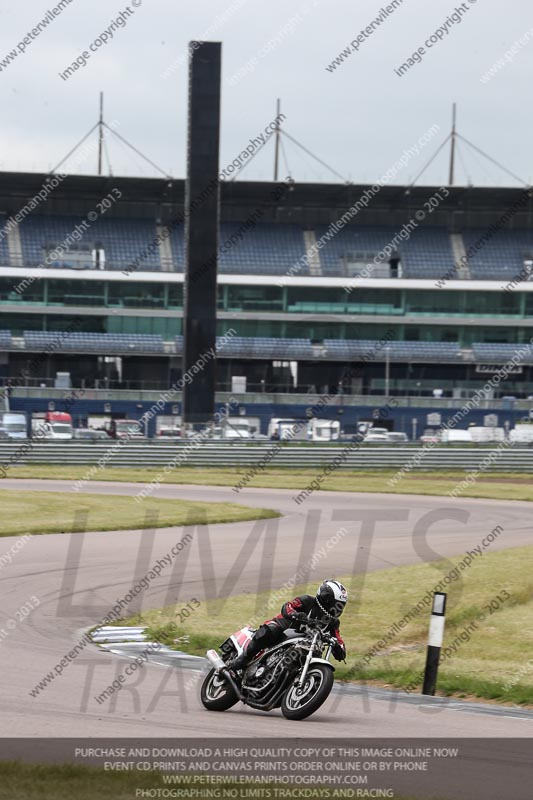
top-left (226, 623), bottom-right (279, 672)
top-left (227, 634), bottom-right (263, 671)
top-left (227, 651), bottom-right (248, 672)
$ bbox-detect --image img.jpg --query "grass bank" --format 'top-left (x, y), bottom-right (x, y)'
top-left (3, 465), bottom-right (533, 502)
top-left (0, 490), bottom-right (278, 536)
top-left (0, 762), bottom-right (428, 800)
top-left (123, 544), bottom-right (533, 706)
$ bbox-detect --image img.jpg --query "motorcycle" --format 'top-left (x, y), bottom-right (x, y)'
top-left (201, 617), bottom-right (338, 720)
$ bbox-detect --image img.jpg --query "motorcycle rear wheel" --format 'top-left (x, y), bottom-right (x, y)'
top-left (201, 668), bottom-right (239, 712)
top-left (281, 664), bottom-right (334, 720)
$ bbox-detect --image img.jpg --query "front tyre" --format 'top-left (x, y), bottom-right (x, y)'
top-left (281, 664), bottom-right (334, 721)
top-left (200, 668), bottom-right (238, 712)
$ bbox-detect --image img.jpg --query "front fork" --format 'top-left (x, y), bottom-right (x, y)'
top-left (296, 632), bottom-right (319, 689)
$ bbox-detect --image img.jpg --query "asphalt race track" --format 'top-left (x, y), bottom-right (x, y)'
top-left (1, 478), bottom-right (532, 739)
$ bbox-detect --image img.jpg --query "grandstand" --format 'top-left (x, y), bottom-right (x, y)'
top-left (23, 331), bottom-right (165, 354)
top-left (20, 215), bottom-right (164, 271)
top-left (1, 170), bottom-right (533, 434)
top-left (2, 172), bottom-right (531, 281)
top-left (315, 225), bottom-right (455, 278)
top-left (11, 214), bottom-right (533, 281)
top-left (464, 229), bottom-right (533, 280)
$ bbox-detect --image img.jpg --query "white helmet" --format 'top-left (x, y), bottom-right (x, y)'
top-left (316, 580), bottom-right (348, 617)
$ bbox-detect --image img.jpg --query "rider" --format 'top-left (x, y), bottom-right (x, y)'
top-left (228, 579), bottom-right (348, 671)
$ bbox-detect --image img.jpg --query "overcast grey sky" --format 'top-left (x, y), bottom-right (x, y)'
top-left (0, 0), bottom-right (532, 186)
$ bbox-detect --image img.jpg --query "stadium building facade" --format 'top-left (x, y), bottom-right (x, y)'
top-left (0, 171), bottom-right (532, 435)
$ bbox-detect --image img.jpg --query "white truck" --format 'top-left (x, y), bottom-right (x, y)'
top-left (0, 412), bottom-right (28, 439)
top-left (468, 426), bottom-right (505, 443)
top-left (440, 429), bottom-right (473, 444)
top-left (364, 427), bottom-right (390, 443)
top-left (509, 424), bottom-right (533, 445)
top-left (268, 418), bottom-right (307, 441)
top-left (220, 417), bottom-right (262, 440)
top-left (32, 412), bottom-right (74, 440)
top-left (307, 419), bottom-right (341, 442)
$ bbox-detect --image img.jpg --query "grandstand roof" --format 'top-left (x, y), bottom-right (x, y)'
top-left (0, 171), bottom-right (531, 228)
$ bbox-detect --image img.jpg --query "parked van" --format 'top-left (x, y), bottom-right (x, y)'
top-left (105, 419), bottom-right (146, 439)
top-left (0, 412), bottom-right (27, 439)
top-left (386, 431), bottom-right (409, 444)
top-left (268, 418), bottom-right (307, 441)
top-left (364, 427), bottom-right (390, 443)
top-left (509, 424), bottom-right (533, 445)
top-left (222, 420), bottom-right (253, 439)
top-left (468, 427), bottom-right (505, 443)
top-left (440, 429), bottom-right (473, 444)
top-left (307, 419), bottom-right (341, 442)
top-left (158, 427), bottom-right (182, 440)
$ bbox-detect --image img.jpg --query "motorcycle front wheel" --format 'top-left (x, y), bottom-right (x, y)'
top-left (200, 668), bottom-right (239, 712)
top-left (281, 664), bottom-right (334, 721)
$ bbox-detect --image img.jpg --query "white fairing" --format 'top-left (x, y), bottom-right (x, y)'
top-left (309, 657), bottom-right (335, 669)
top-left (229, 626), bottom-right (255, 657)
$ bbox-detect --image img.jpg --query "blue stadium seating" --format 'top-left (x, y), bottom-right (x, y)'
top-left (168, 224), bottom-right (185, 270)
top-left (0, 330), bottom-right (12, 348)
top-left (23, 331), bottom-right (165, 353)
top-left (315, 226), bottom-right (455, 278)
top-left (463, 230), bottom-right (533, 281)
top-left (217, 336), bottom-right (313, 359)
top-left (176, 336), bottom-right (313, 359)
top-left (218, 223), bottom-right (308, 276)
top-left (19, 215), bottom-right (162, 271)
top-left (7, 214), bottom-right (533, 280)
top-left (8, 215), bottom-right (533, 281)
top-left (176, 335), bottom-right (464, 362)
top-left (0, 217), bottom-right (10, 266)
top-left (18, 217), bottom-right (309, 276)
top-left (170, 223), bottom-right (308, 276)
top-left (17, 332), bottom-right (531, 364)
top-left (472, 342), bottom-right (533, 364)
top-left (324, 339), bottom-right (463, 362)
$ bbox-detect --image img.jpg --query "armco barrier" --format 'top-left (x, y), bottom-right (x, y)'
top-left (0, 442), bottom-right (532, 471)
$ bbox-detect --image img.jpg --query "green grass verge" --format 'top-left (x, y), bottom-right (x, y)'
top-left (125, 544), bottom-right (533, 706)
top-left (0, 762), bottom-right (164, 800)
top-left (3, 465), bottom-right (533, 502)
top-left (0, 762), bottom-right (428, 800)
top-left (0, 490), bottom-right (278, 536)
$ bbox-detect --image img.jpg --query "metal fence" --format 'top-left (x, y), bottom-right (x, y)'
top-left (1, 442), bottom-right (532, 471)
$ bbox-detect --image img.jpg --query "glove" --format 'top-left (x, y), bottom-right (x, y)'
top-left (332, 642), bottom-right (346, 661)
top-left (290, 612), bottom-right (309, 624)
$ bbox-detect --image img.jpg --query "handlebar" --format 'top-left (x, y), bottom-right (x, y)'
top-left (299, 617), bottom-right (336, 638)
top-left (298, 616), bottom-right (321, 628)
top-left (300, 614), bottom-right (338, 627)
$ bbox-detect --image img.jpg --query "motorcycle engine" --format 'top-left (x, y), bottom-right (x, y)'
top-left (242, 648), bottom-right (286, 692)
top-left (244, 662), bottom-right (267, 679)
top-left (266, 650), bottom-right (284, 666)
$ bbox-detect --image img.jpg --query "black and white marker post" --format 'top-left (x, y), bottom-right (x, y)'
top-left (422, 592), bottom-right (447, 696)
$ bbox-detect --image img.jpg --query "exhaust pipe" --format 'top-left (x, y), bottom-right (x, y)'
top-left (206, 649), bottom-right (226, 670)
top-left (206, 649), bottom-right (244, 701)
